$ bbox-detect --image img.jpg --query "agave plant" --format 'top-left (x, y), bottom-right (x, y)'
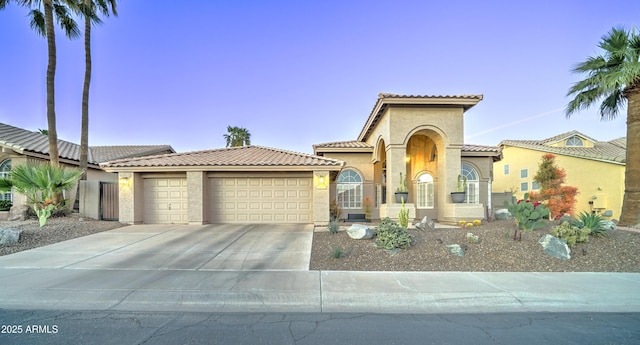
top-left (571, 211), bottom-right (608, 237)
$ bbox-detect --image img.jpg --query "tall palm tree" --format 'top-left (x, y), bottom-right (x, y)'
top-left (224, 126), bottom-right (252, 147)
top-left (0, 0), bottom-right (80, 166)
top-left (77, 0), bottom-right (117, 179)
top-left (566, 27), bottom-right (640, 226)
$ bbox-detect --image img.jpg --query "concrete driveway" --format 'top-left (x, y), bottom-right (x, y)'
top-left (0, 223), bottom-right (314, 271)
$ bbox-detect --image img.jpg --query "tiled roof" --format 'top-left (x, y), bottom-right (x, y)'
top-left (499, 131), bottom-right (626, 164)
top-left (101, 145), bottom-right (345, 169)
top-left (0, 122), bottom-right (174, 164)
top-left (462, 144), bottom-right (500, 153)
top-left (313, 140), bottom-right (373, 150)
top-left (540, 130), bottom-right (598, 145)
top-left (358, 93), bottom-right (483, 141)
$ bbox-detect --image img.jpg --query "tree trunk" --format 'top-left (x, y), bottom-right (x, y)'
top-left (80, 14), bottom-right (91, 180)
top-left (619, 85), bottom-right (640, 226)
top-left (44, 0), bottom-right (59, 166)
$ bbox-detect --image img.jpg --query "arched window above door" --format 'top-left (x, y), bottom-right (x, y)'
top-left (461, 163), bottom-right (479, 204)
top-left (336, 169), bottom-right (363, 209)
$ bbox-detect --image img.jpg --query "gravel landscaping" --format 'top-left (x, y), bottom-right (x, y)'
top-left (0, 214), bottom-right (125, 256)
top-left (309, 219), bottom-right (640, 272)
top-left (2, 215), bottom-right (639, 273)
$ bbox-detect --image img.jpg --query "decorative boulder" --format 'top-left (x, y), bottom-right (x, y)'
top-left (446, 244), bottom-right (465, 257)
top-left (539, 234), bottom-right (571, 259)
top-left (415, 216), bottom-right (435, 231)
top-left (494, 209), bottom-right (512, 220)
top-left (7, 205), bottom-right (29, 221)
top-left (346, 224), bottom-right (374, 240)
top-left (0, 228), bottom-right (21, 245)
top-left (600, 220), bottom-right (617, 232)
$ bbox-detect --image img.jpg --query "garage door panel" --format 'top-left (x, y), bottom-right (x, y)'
top-left (144, 178), bottom-right (188, 224)
top-left (209, 176), bottom-right (312, 224)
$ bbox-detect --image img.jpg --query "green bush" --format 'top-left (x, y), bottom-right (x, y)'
top-left (551, 221), bottom-right (590, 248)
top-left (0, 200), bottom-right (11, 211)
top-left (328, 221), bottom-right (340, 234)
top-left (331, 246), bottom-right (344, 259)
top-left (374, 217), bottom-right (414, 250)
top-left (571, 211), bottom-right (608, 237)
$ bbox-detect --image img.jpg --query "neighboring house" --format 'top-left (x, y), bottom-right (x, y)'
top-left (102, 93), bottom-right (501, 225)
top-left (0, 122), bottom-right (175, 219)
top-left (493, 131), bottom-right (626, 220)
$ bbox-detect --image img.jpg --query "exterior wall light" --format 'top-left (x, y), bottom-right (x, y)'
top-left (119, 176), bottom-right (131, 187)
top-left (314, 174), bottom-right (328, 190)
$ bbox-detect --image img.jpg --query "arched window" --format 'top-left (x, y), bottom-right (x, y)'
top-left (0, 159), bottom-right (11, 202)
top-left (416, 173), bottom-right (434, 209)
top-left (337, 169), bottom-right (363, 209)
top-left (566, 136), bottom-right (583, 147)
top-left (461, 163), bottom-right (479, 204)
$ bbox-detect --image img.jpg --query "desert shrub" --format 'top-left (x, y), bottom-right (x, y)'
top-left (0, 200), bottom-right (12, 211)
top-left (571, 211), bottom-right (607, 237)
top-left (504, 193), bottom-right (550, 231)
top-left (551, 221), bottom-right (590, 248)
top-left (398, 200), bottom-right (409, 228)
top-left (329, 199), bottom-right (342, 221)
top-left (328, 221), bottom-right (340, 234)
top-left (375, 217), bottom-right (413, 250)
top-left (331, 246), bottom-right (344, 259)
top-left (466, 232), bottom-right (479, 243)
top-left (472, 220), bottom-right (482, 226)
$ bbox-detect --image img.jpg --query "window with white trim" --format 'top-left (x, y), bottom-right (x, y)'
top-left (336, 169), bottom-right (363, 209)
top-left (521, 182), bottom-right (529, 192)
top-left (520, 169), bottom-right (528, 178)
top-left (0, 159), bottom-right (12, 202)
top-left (461, 163), bottom-right (480, 204)
top-left (504, 164), bottom-right (509, 175)
top-left (416, 173), bottom-right (434, 209)
top-left (532, 181), bottom-right (540, 190)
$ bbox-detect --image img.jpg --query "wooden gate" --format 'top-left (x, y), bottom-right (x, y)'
top-left (100, 182), bottom-right (119, 221)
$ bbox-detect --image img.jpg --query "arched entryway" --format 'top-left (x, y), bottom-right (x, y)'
top-left (406, 132), bottom-right (441, 220)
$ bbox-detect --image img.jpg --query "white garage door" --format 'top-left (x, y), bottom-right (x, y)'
top-left (143, 178), bottom-right (188, 224)
top-left (209, 176), bottom-right (312, 223)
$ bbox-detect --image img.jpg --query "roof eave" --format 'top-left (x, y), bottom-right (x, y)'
top-left (357, 95), bottom-right (483, 142)
top-left (102, 164), bottom-right (345, 173)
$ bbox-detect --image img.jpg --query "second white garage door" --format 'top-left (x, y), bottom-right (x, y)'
top-left (209, 176), bottom-right (312, 223)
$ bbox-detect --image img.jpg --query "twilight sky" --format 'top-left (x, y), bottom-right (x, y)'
top-left (0, 0), bottom-right (637, 154)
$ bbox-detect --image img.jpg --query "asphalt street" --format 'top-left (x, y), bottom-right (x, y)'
top-left (1, 309), bottom-right (639, 345)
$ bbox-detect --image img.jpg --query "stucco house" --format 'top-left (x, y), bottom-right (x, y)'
top-left (0, 122), bottom-right (175, 219)
top-left (101, 93), bottom-right (501, 225)
top-left (493, 131), bottom-right (626, 220)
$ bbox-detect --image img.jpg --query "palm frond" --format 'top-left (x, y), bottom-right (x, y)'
top-left (53, 3), bottom-right (80, 38)
top-left (599, 89), bottom-right (625, 120)
top-left (28, 9), bottom-right (46, 37)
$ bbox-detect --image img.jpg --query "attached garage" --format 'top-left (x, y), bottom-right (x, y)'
top-left (101, 146), bottom-right (344, 226)
top-left (209, 174), bottom-right (312, 223)
top-left (143, 177), bottom-right (188, 224)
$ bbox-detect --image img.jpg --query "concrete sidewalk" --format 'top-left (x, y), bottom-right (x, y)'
top-left (0, 268), bottom-right (638, 313)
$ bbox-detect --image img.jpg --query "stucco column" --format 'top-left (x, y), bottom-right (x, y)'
top-left (187, 171), bottom-right (208, 225)
top-left (117, 172), bottom-right (135, 224)
top-left (313, 170), bottom-right (330, 226)
top-left (380, 145), bottom-right (415, 220)
top-left (385, 145), bottom-right (407, 204)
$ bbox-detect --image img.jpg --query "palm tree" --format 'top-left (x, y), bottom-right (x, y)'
top-left (566, 27), bottom-right (640, 226)
top-left (0, 162), bottom-right (83, 226)
top-left (0, 0), bottom-right (80, 166)
top-left (224, 126), bottom-right (252, 147)
top-left (77, 0), bottom-right (117, 179)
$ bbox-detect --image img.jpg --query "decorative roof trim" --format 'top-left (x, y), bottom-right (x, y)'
top-left (357, 94), bottom-right (483, 142)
